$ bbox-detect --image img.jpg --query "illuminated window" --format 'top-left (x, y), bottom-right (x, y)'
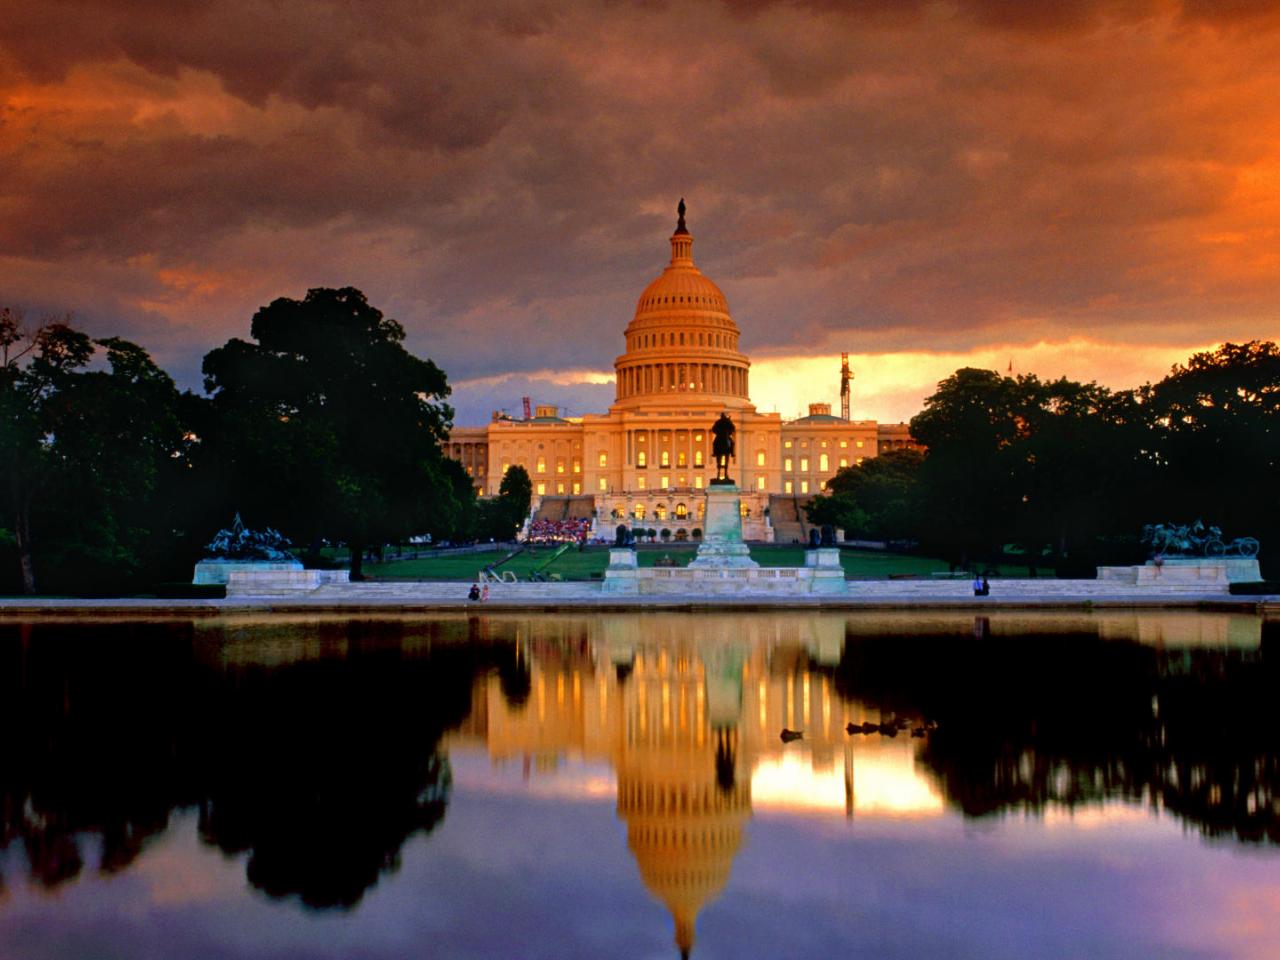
top-left (800, 457), bottom-right (809, 472)
top-left (655, 503), bottom-right (667, 520)
top-left (819, 453), bottom-right (829, 471)
top-left (598, 477), bottom-right (608, 491)
top-left (537, 482), bottom-right (546, 495)
top-left (556, 460), bottom-right (565, 474)
top-left (660, 475), bottom-right (669, 489)
top-left (856, 440), bottom-right (864, 448)
top-left (502, 462), bottom-right (510, 474)
top-left (572, 482), bottom-right (581, 495)
top-left (661, 450), bottom-right (670, 467)
top-left (840, 458), bottom-right (848, 468)
top-left (677, 451), bottom-right (687, 467)
top-left (537, 457), bottom-right (546, 474)
top-left (821, 440), bottom-right (828, 448)
top-left (856, 457), bottom-right (864, 465)
top-left (637, 451), bottom-right (647, 467)
top-left (695, 433), bottom-right (703, 442)
top-left (784, 457), bottom-right (793, 472)
top-left (756, 475), bottom-right (766, 490)
top-left (800, 441), bottom-right (808, 448)
top-left (675, 503), bottom-right (688, 519)
top-left (784, 480), bottom-right (793, 494)
top-left (573, 459), bottom-right (581, 474)
top-left (637, 475), bottom-right (646, 489)
top-left (695, 450), bottom-right (703, 467)
top-left (598, 452), bottom-right (607, 468)
top-left (633, 503), bottom-right (646, 520)
top-left (695, 476), bottom-right (703, 489)
top-left (556, 482), bottom-right (565, 494)
top-left (740, 503), bottom-right (750, 518)
top-left (840, 440), bottom-right (848, 448)
top-left (800, 480), bottom-right (810, 494)
top-left (756, 451), bottom-right (765, 466)
top-left (784, 440), bottom-right (793, 449)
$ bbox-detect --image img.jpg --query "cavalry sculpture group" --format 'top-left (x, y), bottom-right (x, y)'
top-left (1141, 520), bottom-right (1259, 559)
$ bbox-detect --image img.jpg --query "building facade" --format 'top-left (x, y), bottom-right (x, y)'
top-left (448, 204), bottom-right (918, 539)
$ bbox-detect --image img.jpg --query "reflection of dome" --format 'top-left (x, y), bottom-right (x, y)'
top-left (619, 774), bottom-right (750, 958)
top-left (614, 200), bottom-right (752, 410)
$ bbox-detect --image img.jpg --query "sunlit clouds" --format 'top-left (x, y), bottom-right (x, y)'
top-left (3, 1), bottom-right (1280, 418)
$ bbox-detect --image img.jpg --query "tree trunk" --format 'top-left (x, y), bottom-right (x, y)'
top-left (13, 488), bottom-right (35, 594)
top-left (349, 541), bottom-right (364, 581)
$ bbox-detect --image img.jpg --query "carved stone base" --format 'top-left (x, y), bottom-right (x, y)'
top-left (193, 559), bottom-right (301, 585)
top-left (690, 485), bottom-right (758, 569)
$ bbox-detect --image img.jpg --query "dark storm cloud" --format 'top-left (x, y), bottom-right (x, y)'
top-left (2, 0), bottom-right (1279, 407)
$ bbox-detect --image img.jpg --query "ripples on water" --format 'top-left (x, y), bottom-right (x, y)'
top-left (0, 611), bottom-right (1276, 959)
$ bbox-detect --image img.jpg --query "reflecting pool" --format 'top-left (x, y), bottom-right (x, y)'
top-left (1, 610), bottom-right (1277, 959)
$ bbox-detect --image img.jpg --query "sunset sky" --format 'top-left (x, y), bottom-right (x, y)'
top-left (3, 0), bottom-right (1280, 424)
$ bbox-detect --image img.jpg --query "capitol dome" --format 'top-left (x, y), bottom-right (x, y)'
top-left (614, 200), bottom-right (752, 410)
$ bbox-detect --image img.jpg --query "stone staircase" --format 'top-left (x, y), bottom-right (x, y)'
top-left (768, 494), bottom-right (808, 544)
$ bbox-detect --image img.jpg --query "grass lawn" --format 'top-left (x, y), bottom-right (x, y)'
top-left (362, 543), bottom-right (986, 581)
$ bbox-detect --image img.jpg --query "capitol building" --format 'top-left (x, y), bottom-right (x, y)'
top-left (448, 203), bottom-right (916, 540)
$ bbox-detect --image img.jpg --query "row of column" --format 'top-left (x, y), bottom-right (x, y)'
top-left (616, 362), bottom-right (748, 399)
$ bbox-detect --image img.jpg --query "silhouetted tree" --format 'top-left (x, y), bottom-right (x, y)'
top-left (0, 314), bottom-right (188, 593)
top-left (200, 288), bottom-right (455, 579)
top-left (806, 447), bottom-right (923, 539)
top-left (1143, 340), bottom-right (1280, 574)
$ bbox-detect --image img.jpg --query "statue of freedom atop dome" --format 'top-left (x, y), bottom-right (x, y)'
top-left (710, 412), bottom-right (736, 485)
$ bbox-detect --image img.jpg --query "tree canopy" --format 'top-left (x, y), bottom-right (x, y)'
top-left (1, 314), bottom-right (188, 593)
top-left (200, 287), bottom-right (457, 578)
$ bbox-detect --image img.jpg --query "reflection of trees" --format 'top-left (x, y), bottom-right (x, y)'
top-left (0, 618), bottom-right (524, 906)
top-left (833, 622), bottom-right (1279, 844)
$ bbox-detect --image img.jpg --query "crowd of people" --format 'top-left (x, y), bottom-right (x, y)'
top-left (523, 517), bottom-right (592, 544)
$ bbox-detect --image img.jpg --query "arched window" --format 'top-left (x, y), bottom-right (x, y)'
top-left (633, 503), bottom-right (646, 520)
top-left (655, 504), bottom-right (668, 520)
top-left (675, 503), bottom-right (688, 518)
top-left (819, 453), bottom-right (829, 472)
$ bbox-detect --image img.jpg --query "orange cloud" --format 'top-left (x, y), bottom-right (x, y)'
top-left (1, 1), bottom-right (1278, 398)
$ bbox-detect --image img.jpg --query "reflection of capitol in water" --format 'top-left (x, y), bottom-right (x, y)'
top-left (450, 613), bottom-right (943, 957)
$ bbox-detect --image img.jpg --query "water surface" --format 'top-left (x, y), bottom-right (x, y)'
top-left (1, 611), bottom-right (1276, 959)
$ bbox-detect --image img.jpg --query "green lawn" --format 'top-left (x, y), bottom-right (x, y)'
top-left (362, 544), bottom-right (984, 581)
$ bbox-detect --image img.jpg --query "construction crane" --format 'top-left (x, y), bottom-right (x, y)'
top-left (839, 353), bottom-right (853, 421)
top-left (522, 396), bottom-right (532, 420)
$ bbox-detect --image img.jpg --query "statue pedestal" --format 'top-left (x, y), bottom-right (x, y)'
top-left (1096, 556), bottom-right (1261, 589)
top-left (603, 547), bottom-right (641, 594)
top-left (689, 485), bottom-right (758, 569)
top-left (193, 558), bottom-right (302, 585)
